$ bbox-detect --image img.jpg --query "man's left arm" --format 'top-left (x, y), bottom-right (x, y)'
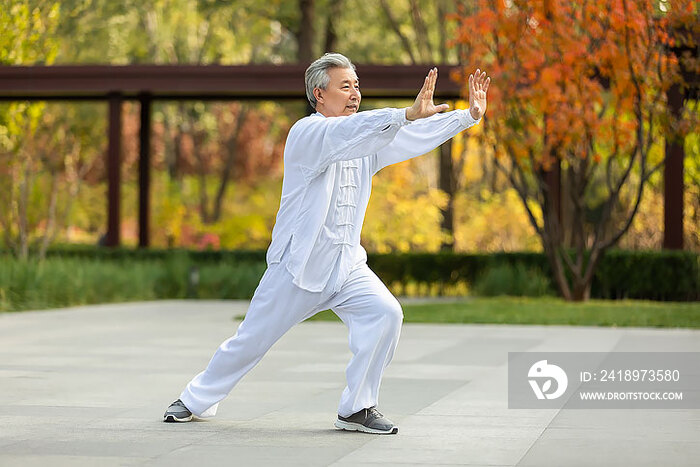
top-left (372, 109), bottom-right (480, 174)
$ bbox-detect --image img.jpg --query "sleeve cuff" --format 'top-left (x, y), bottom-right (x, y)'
top-left (458, 108), bottom-right (482, 128)
top-left (392, 108), bottom-right (411, 127)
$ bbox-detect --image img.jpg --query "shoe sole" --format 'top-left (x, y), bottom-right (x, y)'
top-left (334, 419), bottom-right (398, 434)
top-left (163, 414), bottom-right (193, 423)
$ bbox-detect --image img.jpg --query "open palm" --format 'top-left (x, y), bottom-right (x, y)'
top-left (469, 68), bottom-right (490, 120)
top-left (406, 68), bottom-right (450, 121)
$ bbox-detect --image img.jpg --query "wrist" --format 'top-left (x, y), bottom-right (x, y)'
top-left (469, 107), bottom-right (481, 120)
top-left (405, 107), bottom-right (417, 121)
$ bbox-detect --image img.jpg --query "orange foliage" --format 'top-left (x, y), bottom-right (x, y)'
top-left (452, 0), bottom-right (695, 168)
top-left (450, 0), bottom-right (697, 300)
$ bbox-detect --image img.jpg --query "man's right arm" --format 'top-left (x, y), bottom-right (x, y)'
top-left (287, 107), bottom-right (410, 180)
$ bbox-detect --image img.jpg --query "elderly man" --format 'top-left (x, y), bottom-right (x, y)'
top-left (164, 53), bottom-right (489, 434)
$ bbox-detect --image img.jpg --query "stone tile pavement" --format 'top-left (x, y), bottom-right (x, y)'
top-left (0, 300), bottom-right (698, 466)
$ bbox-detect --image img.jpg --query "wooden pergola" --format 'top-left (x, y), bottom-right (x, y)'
top-left (0, 64), bottom-right (465, 247)
top-left (0, 64), bottom-right (691, 249)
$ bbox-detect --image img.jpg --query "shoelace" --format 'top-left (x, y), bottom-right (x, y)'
top-left (366, 407), bottom-right (384, 420)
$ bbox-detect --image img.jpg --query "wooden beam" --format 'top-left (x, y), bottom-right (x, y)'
top-left (0, 64), bottom-right (463, 100)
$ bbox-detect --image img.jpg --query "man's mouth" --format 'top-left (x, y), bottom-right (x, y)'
top-left (346, 104), bottom-right (358, 111)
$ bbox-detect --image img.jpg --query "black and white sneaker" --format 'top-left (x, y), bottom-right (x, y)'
top-left (334, 407), bottom-right (398, 434)
top-left (163, 399), bottom-right (193, 423)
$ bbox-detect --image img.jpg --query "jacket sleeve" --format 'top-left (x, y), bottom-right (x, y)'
top-left (372, 109), bottom-right (481, 174)
top-left (287, 108), bottom-right (410, 181)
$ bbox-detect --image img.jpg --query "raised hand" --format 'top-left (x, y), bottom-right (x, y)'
top-left (405, 68), bottom-right (450, 121)
top-left (468, 68), bottom-right (490, 120)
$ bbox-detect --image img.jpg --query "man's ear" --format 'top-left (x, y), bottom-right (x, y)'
top-left (313, 88), bottom-right (323, 104)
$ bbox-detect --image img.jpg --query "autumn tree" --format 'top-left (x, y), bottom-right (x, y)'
top-left (149, 102), bottom-right (286, 224)
top-left (0, 1), bottom-right (64, 259)
top-left (452, 0), bottom-right (697, 300)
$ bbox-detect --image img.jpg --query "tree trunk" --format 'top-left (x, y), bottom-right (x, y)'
top-left (409, 0), bottom-right (433, 63)
top-left (212, 107), bottom-right (248, 222)
top-left (543, 161), bottom-right (561, 230)
top-left (379, 0), bottom-right (417, 64)
top-left (544, 242), bottom-right (572, 301)
top-left (165, 112), bottom-right (182, 180)
top-left (193, 130), bottom-right (210, 224)
top-left (296, 0), bottom-right (315, 63)
top-left (570, 280), bottom-right (590, 302)
top-left (39, 171), bottom-right (59, 261)
top-left (323, 0), bottom-right (342, 53)
top-left (18, 156), bottom-right (30, 260)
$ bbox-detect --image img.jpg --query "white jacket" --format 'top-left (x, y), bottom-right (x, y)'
top-left (265, 107), bottom-right (481, 292)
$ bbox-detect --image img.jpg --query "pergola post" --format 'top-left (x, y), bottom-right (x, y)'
top-left (663, 82), bottom-right (684, 250)
top-left (105, 92), bottom-right (122, 247)
top-left (138, 93), bottom-right (152, 248)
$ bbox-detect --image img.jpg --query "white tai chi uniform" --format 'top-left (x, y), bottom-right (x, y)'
top-left (180, 107), bottom-right (481, 418)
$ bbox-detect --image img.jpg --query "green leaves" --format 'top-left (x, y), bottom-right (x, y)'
top-left (0, 1), bottom-right (60, 65)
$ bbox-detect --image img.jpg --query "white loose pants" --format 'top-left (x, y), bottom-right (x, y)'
top-left (179, 255), bottom-right (403, 418)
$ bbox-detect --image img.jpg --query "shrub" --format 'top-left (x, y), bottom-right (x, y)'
top-left (473, 264), bottom-right (554, 297)
top-left (197, 261), bottom-right (266, 299)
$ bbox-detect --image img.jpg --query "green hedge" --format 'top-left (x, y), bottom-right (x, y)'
top-left (42, 245), bottom-right (268, 263)
top-left (593, 250), bottom-right (699, 301)
top-left (366, 249), bottom-right (698, 301)
top-left (0, 254), bottom-right (267, 312)
top-left (17, 246), bottom-right (700, 302)
top-left (366, 251), bottom-right (549, 286)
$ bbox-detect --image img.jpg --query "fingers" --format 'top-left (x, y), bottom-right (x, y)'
top-left (426, 67), bottom-right (437, 98)
top-left (470, 68), bottom-right (489, 91)
top-left (419, 68), bottom-right (435, 96)
top-left (415, 68), bottom-right (449, 117)
top-left (478, 70), bottom-right (487, 87)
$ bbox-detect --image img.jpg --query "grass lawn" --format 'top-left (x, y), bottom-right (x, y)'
top-left (304, 297), bottom-right (700, 328)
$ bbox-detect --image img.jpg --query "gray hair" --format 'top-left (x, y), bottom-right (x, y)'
top-left (305, 53), bottom-right (356, 109)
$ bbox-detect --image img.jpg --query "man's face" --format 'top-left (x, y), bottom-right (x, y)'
top-left (314, 67), bottom-right (361, 117)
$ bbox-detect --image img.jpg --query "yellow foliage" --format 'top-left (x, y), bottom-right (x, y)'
top-left (389, 280), bottom-right (470, 298)
top-left (153, 188), bottom-right (187, 246)
top-left (149, 174), bottom-right (281, 249)
top-left (362, 157), bottom-right (449, 253)
top-left (454, 189), bottom-right (542, 252)
top-left (618, 184), bottom-right (700, 252)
